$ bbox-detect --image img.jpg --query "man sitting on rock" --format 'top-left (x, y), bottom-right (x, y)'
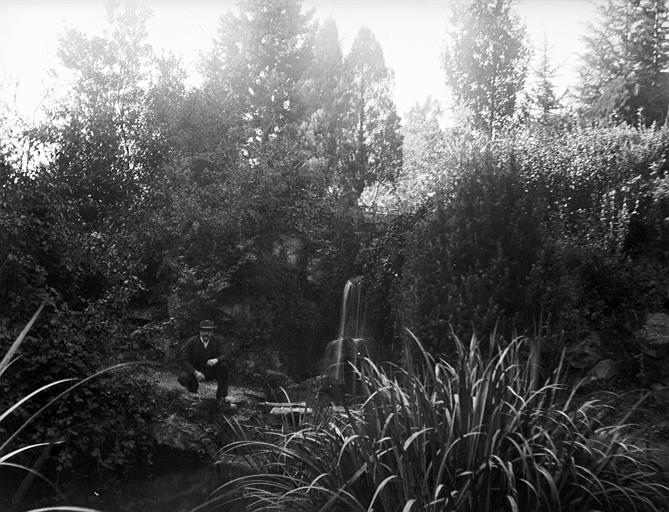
top-left (177, 320), bottom-right (232, 403)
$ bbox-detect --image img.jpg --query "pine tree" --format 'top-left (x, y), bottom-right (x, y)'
top-left (342, 26), bottom-right (403, 200)
top-left (579, 0), bottom-right (669, 125)
top-left (527, 36), bottom-right (561, 126)
top-left (298, 18), bottom-right (349, 193)
top-left (443, 0), bottom-right (530, 136)
top-left (202, 0), bottom-right (315, 161)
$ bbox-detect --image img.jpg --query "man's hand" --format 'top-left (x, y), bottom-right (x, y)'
top-left (194, 370), bottom-right (206, 382)
top-left (206, 358), bottom-right (218, 367)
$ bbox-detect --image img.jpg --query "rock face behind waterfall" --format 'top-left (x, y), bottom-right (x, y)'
top-left (260, 278), bottom-right (374, 408)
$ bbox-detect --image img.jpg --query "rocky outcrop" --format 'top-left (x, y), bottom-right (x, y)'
top-left (152, 413), bottom-right (218, 460)
top-left (566, 333), bottom-right (603, 370)
top-left (638, 312), bottom-right (669, 386)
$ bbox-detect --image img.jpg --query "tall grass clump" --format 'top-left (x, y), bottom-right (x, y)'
top-left (206, 333), bottom-right (668, 512)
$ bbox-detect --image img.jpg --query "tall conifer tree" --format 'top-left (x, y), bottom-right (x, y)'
top-left (443, 0), bottom-right (529, 136)
top-left (299, 18), bottom-right (349, 193)
top-left (203, 0), bottom-right (315, 161)
top-left (579, 0), bottom-right (669, 125)
top-left (527, 37), bottom-right (561, 126)
top-left (342, 27), bottom-right (402, 200)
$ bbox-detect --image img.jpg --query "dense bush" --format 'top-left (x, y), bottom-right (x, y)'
top-left (210, 335), bottom-right (669, 511)
top-left (0, 154), bottom-right (159, 475)
top-left (0, 303), bottom-right (158, 476)
top-left (401, 149), bottom-right (544, 351)
top-left (362, 125), bottom-right (669, 359)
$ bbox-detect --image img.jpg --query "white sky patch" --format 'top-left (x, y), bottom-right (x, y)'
top-left (0, 0), bottom-right (595, 125)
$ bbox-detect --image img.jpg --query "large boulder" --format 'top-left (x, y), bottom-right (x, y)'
top-left (152, 413), bottom-right (217, 460)
top-left (585, 358), bottom-right (617, 383)
top-left (567, 332), bottom-right (603, 370)
top-left (644, 313), bottom-right (669, 354)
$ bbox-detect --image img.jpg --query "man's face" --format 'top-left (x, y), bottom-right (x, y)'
top-left (200, 329), bottom-right (213, 341)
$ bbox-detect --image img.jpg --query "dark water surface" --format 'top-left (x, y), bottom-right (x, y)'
top-left (75, 465), bottom-right (221, 512)
top-left (6, 463), bottom-right (244, 512)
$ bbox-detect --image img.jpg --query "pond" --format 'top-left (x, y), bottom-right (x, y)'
top-left (5, 462), bottom-right (245, 512)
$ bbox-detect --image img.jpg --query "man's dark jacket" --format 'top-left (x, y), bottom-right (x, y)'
top-left (180, 335), bottom-right (233, 374)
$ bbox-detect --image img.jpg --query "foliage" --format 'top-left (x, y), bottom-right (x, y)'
top-left (362, 124), bottom-right (669, 355)
top-left (443, 0), bottom-right (530, 136)
top-left (297, 18), bottom-right (349, 194)
top-left (0, 13), bottom-right (164, 475)
top-left (2, 0), bottom-right (378, 383)
top-left (0, 1), bottom-right (173, 322)
top-left (38, 3), bottom-right (167, 229)
top-left (524, 37), bottom-right (563, 128)
top-left (391, 96), bottom-right (448, 210)
top-left (342, 27), bottom-right (403, 199)
top-left (578, 0), bottom-right (669, 125)
top-left (209, 335), bottom-right (669, 511)
top-left (148, 1), bottom-right (395, 368)
top-left (141, 154), bottom-right (365, 374)
top-left (0, 302), bottom-right (158, 477)
top-left (202, 0), bottom-right (315, 161)
top-left (398, 145), bottom-right (544, 351)
top-left (358, 213), bottom-right (421, 359)
top-left (0, 304), bottom-right (132, 512)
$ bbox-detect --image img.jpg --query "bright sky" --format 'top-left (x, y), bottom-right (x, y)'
top-left (0, 0), bottom-right (595, 125)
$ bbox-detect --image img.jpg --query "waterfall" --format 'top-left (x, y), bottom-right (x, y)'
top-left (324, 277), bottom-right (368, 395)
top-left (338, 277), bottom-right (364, 339)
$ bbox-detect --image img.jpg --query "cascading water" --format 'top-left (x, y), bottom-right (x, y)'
top-left (324, 277), bottom-right (368, 395)
top-left (337, 277), bottom-right (365, 340)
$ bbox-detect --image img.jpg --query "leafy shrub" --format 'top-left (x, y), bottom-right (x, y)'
top-left (358, 212), bottom-right (423, 359)
top-left (0, 304), bottom-right (158, 476)
top-left (363, 125), bottom-right (669, 358)
top-left (398, 146), bottom-right (544, 352)
top-left (0, 304), bottom-right (132, 511)
top-left (528, 241), bottom-right (668, 338)
top-left (210, 334), bottom-right (668, 512)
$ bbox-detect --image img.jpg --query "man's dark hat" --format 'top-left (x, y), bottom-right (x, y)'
top-left (199, 320), bottom-right (216, 330)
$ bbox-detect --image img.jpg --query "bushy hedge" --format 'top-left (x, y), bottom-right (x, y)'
top-left (363, 125), bottom-right (669, 359)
